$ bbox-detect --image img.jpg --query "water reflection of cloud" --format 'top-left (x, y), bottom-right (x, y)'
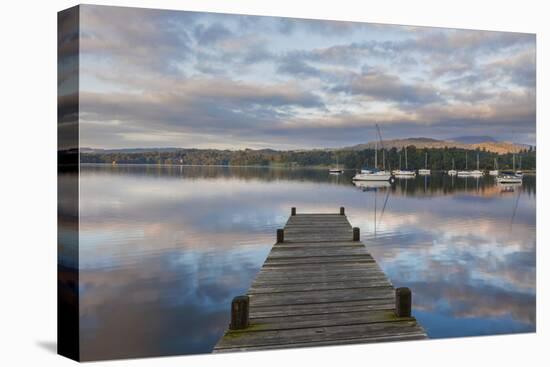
top-left (79, 247), bottom-right (261, 360)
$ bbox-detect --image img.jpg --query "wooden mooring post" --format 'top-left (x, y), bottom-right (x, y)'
top-left (217, 207), bottom-right (427, 352)
top-left (395, 287), bottom-right (412, 318)
top-left (353, 227), bottom-right (360, 241)
top-left (229, 296), bottom-right (250, 330)
top-left (276, 228), bottom-right (284, 243)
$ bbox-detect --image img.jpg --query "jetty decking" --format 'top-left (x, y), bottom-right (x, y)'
top-left (213, 208), bottom-right (427, 353)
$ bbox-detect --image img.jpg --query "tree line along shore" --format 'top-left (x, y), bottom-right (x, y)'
top-left (79, 146), bottom-right (536, 171)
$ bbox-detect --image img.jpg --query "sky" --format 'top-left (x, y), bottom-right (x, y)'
top-left (76, 5), bottom-right (536, 150)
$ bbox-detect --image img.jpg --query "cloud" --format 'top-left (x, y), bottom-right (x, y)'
top-left (333, 69), bottom-right (442, 105)
top-left (80, 5), bottom-right (193, 75)
top-left (277, 55), bottom-right (320, 78)
top-left (79, 77), bottom-right (326, 148)
top-left (485, 50), bottom-right (536, 87)
top-left (193, 22), bottom-right (233, 45)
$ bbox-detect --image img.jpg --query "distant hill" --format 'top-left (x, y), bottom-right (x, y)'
top-left (345, 137), bottom-right (530, 154)
top-left (449, 135), bottom-right (497, 144)
top-left (80, 147), bottom-right (182, 154)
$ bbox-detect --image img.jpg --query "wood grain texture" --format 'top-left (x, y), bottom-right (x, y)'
top-left (213, 211), bottom-right (427, 352)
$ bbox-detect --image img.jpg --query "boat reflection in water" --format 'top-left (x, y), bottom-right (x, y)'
top-left (497, 182), bottom-right (523, 193)
top-left (353, 180), bottom-right (391, 191)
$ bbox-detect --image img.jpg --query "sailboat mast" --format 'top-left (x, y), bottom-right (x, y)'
top-left (425, 152), bottom-right (428, 169)
top-left (466, 152), bottom-right (468, 170)
top-left (477, 153), bottom-right (479, 170)
top-left (399, 152), bottom-right (402, 170)
top-left (405, 148), bottom-right (408, 169)
top-left (374, 142), bottom-right (378, 169)
top-left (513, 154), bottom-right (516, 171)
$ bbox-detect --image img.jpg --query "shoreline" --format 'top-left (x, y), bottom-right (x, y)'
top-left (79, 163), bottom-right (537, 174)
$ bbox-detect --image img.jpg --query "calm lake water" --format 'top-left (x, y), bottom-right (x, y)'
top-left (77, 164), bottom-right (536, 360)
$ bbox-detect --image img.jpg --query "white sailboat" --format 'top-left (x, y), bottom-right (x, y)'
top-left (515, 155), bottom-right (523, 177)
top-left (489, 157), bottom-right (499, 176)
top-left (391, 153), bottom-right (401, 176)
top-left (352, 141), bottom-right (394, 182)
top-left (495, 155), bottom-right (522, 184)
top-left (457, 152), bottom-right (471, 176)
top-left (329, 155), bottom-right (344, 174)
top-left (448, 158), bottom-right (457, 176)
top-left (496, 171), bottom-right (523, 184)
top-left (418, 151), bottom-right (431, 175)
top-left (470, 153), bottom-right (484, 177)
top-left (393, 147), bottom-right (416, 177)
top-left (353, 168), bottom-right (394, 181)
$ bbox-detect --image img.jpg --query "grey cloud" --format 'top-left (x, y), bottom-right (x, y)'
top-left (278, 17), bottom-right (383, 37)
top-left (431, 62), bottom-right (472, 77)
top-left (277, 56), bottom-right (320, 78)
top-left (241, 44), bottom-right (274, 63)
top-left (485, 50), bottom-right (536, 88)
top-left (80, 5), bottom-right (192, 74)
top-left (193, 22), bottom-right (232, 45)
top-left (281, 30), bottom-right (534, 84)
top-left (79, 78), bottom-right (325, 147)
top-left (333, 70), bottom-right (442, 105)
top-left (287, 43), bottom-right (371, 66)
top-left (404, 30), bottom-right (533, 55)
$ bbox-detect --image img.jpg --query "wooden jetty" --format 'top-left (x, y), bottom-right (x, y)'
top-left (213, 207), bottom-right (427, 353)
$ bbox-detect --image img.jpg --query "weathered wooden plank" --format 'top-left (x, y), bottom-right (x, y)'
top-left (252, 272), bottom-right (387, 284)
top-left (269, 246), bottom-right (368, 257)
top-left (249, 287), bottom-right (395, 307)
top-left (215, 320), bottom-right (424, 349)
top-left (284, 226), bottom-right (350, 230)
top-left (249, 280), bottom-right (392, 294)
top-left (255, 267), bottom-right (387, 280)
top-left (285, 223), bottom-right (351, 228)
top-left (264, 255), bottom-right (375, 266)
top-left (248, 310), bottom-right (413, 332)
top-left (272, 242), bottom-right (364, 249)
top-left (283, 233), bottom-right (352, 238)
top-left (252, 277), bottom-right (389, 289)
top-left (284, 224), bottom-right (351, 229)
top-left (256, 263), bottom-right (385, 273)
top-left (249, 298), bottom-right (396, 318)
top-left (286, 217), bottom-right (349, 221)
top-left (214, 333), bottom-right (427, 353)
top-left (283, 232), bottom-right (354, 238)
top-left (251, 274), bottom-right (391, 287)
top-left (282, 239), bottom-right (354, 244)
